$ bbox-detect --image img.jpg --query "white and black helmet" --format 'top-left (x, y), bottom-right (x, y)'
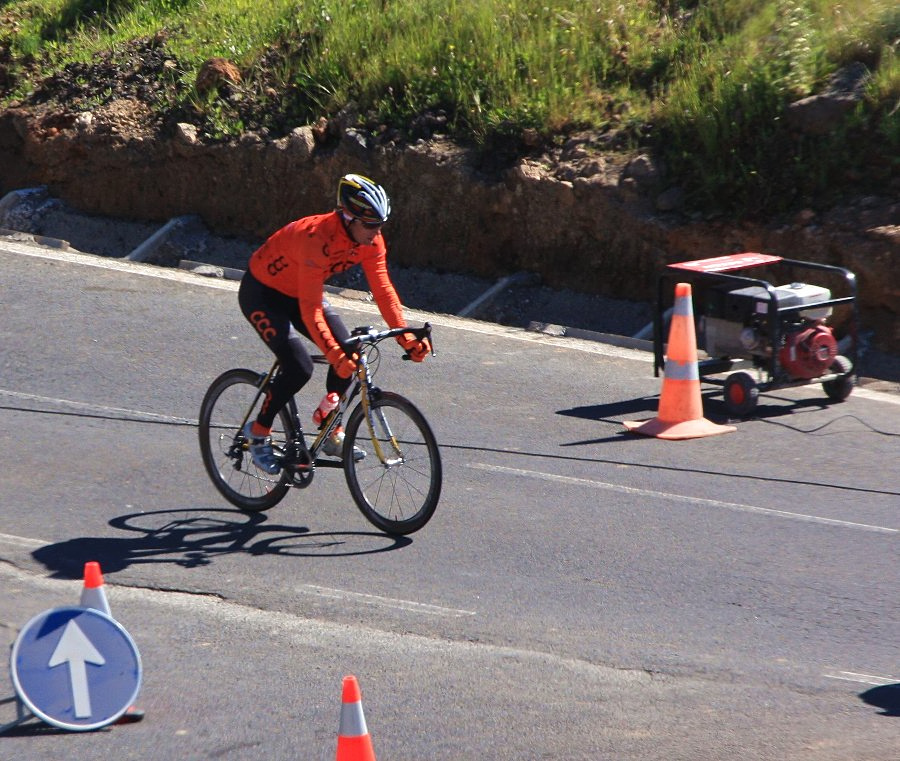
top-left (337, 173), bottom-right (391, 224)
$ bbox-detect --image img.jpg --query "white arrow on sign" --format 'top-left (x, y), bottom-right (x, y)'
top-left (48, 620), bottom-right (106, 718)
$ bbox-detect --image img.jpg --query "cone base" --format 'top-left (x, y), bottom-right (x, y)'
top-left (623, 416), bottom-right (736, 440)
top-left (336, 735), bottom-right (376, 761)
top-left (115, 706), bottom-right (145, 724)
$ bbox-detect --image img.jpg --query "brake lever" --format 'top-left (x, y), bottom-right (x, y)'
top-left (401, 325), bottom-right (435, 361)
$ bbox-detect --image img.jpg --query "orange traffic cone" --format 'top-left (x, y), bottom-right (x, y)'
top-left (336, 676), bottom-right (376, 761)
top-left (80, 560), bottom-right (112, 617)
top-left (79, 561), bottom-right (146, 724)
top-left (624, 282), bottom-right (736, 440)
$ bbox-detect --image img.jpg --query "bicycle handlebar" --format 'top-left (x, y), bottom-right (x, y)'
top-left (343, 323), bottom-right (434, 359)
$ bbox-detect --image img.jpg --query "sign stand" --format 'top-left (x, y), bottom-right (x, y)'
top-left (0, 693), bottom-right (38, 733)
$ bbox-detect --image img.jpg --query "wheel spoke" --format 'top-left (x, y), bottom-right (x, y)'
top-left (344, 392), bottom-right (441, 534)
top-left (198, 370), bottom-right (292, 511)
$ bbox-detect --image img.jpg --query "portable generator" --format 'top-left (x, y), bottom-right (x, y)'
top-left (654, 253), bottom-right (858, 416)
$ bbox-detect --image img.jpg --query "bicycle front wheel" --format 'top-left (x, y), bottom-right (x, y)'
top-left (343, 392), bottom-right (442, 534)
top-left (198, 368), bottom-right (292, 512)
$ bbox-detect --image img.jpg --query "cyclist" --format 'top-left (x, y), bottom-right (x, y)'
top-left (238, 173), bottom-right (431, 474)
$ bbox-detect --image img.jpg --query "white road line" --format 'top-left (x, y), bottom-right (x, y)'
top-left (469, 463), bottom-right (898, 535)
top-left (14, 241), bottom-right (900, 395)
top-left (5, 241), bottom-right (652, 362)
top-left (823, 671), bottom-right (899, 687)
top-left (298, 584), bottom-right (476, 618)
top-left (0, 388), bottom-right (196, 425)
top-left (2, 238), bottom-right (237, 291)
top-left (0, 564), bottom-right (650, 685)
top-left (853, 386), bottom-right (900, 406)
top-left (0, 532), bottom-right (46, 549)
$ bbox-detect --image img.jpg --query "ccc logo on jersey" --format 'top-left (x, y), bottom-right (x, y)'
top-left (328, 259), bottom-right (354, 276)
top-left (322, 242), bottom-right (356, 276)
top-left (250, 311), bottom-right (277, 343)
top-left (267, 256), bottom-right (288, 276)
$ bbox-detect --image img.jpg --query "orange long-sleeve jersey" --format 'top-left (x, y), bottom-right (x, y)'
top-left (248, 211), bottom-right (405, 359)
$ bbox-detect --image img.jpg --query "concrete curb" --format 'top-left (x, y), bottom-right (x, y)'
top-left (178, 259), bottom-right (245, 281)
top-left (0, 226), bottom-right (70, 250)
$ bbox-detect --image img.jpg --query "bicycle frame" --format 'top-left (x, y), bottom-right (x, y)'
top-left (249, 324), bottom-right (431, 484)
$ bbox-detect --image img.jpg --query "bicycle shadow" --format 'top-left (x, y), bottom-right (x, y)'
top-left (31, 507), bottom-right (411, 578)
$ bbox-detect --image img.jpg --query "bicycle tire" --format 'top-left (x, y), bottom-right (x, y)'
top-left (343, 392), bottom-right (442, 535)
top-left (198, 368), bottom-right (292, 512)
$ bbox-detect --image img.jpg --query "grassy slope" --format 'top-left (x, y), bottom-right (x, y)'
top-left (1, 0), bottom-right (898, 217)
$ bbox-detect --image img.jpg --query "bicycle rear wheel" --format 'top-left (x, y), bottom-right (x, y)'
top-left (343, 392), bottom-right (442, 534)
top-left (198, 368), bottom-right (292, 511)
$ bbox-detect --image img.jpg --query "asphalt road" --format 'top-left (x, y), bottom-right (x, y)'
top-left (0, 240), bottom-right (898, 760)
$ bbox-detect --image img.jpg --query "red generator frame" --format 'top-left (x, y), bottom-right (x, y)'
top-left (654, 252), bottom-right (859, 416)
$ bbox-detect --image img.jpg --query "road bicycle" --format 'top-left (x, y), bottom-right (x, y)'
top-left (198, 324), bottom-right (441, 534)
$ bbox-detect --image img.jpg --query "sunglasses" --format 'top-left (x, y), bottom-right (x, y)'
top-left (359, 219), bottom-right (384, 230)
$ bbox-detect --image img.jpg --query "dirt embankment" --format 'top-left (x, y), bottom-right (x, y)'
top-left (1, 101), bottom-right (897, 355)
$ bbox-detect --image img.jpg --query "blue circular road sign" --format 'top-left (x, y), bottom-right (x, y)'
top-left (10, 606), bottom-right (142, 731)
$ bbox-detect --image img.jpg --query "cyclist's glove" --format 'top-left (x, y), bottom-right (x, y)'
top-left (397, 333), bottom-right (432, 363)
top-left (326, 346), bottom-right (357, 378)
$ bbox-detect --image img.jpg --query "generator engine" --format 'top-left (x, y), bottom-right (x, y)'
top-left (702, 282), bottom-right (838, 380)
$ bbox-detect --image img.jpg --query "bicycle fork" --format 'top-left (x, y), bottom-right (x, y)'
top-left (359, 388), bottom-right (404, 466)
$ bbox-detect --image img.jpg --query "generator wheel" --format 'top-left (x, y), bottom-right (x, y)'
top-left (724, 371), bottom-right (759, 417)
top-left (822, 355), bottom-right (854, 402)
